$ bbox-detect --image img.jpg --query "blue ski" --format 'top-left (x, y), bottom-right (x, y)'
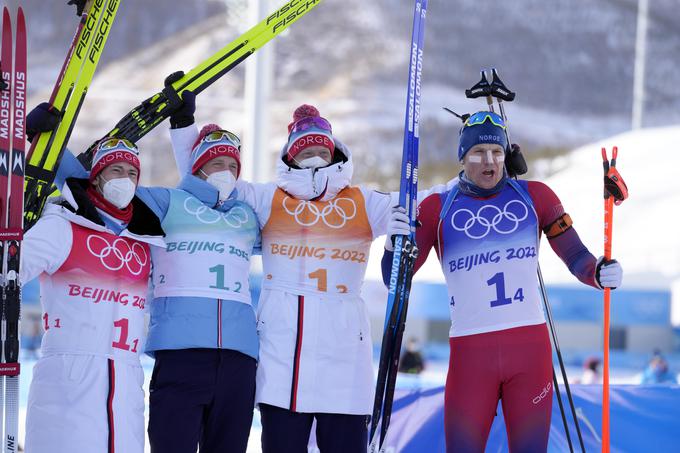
top-left (369, 1), bottom-right (427, 451)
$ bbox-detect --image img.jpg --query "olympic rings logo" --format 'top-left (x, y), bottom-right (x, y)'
top-left (86, 235), bottom-right (149, 276)
top-left (282, 196), bottom-right (357, 229)
top-left (183, 197), bottom-right (250, 228)
top-left (450, 200), bottom-right (529, 239)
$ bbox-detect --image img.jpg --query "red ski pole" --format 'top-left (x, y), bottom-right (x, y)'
top-left (600, 146), bottom-right (628, 453)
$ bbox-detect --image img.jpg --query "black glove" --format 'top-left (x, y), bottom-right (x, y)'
top-left (67, 0), bottom-right (87, 16)
top-left (26, 102), bottom-right (61, 143)
top-left (505, 143), bottom-right (528, 177)
top-left (163, 71), bottom-right (196, 129)
top-left (169, 90), bottom-right (196, 129)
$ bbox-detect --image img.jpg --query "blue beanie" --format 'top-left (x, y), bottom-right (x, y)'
top-left (457, 111), bottom-right (508, 161)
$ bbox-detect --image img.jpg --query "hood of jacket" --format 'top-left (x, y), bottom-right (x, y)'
top-left (275, 138), bottom-right (353, 202)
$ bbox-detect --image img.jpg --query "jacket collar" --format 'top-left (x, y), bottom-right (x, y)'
top-left (275, 139), bottom-right (353, 201)
top-left (59, 178), bottom-right (165, 242)
top-left (177, 173), bottom-right (241, 211)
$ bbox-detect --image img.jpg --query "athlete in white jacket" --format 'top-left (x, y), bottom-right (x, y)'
top-left (21, 139), bottom-right (165, 453)
top-left (172, 105), bottom-right (395, 453)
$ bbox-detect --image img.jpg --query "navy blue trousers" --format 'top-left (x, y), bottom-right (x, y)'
top-left (259, 403), bottom-right (368, 453)
top-left (148, 348), bottom-right (256, 453)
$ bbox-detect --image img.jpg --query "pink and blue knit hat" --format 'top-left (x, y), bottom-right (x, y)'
top-left (286, 104), bottom-right (335, 162)
top-left (190, 124), bottom-right (242, 177)
top-left (90, 137), bottom-right (141, 181)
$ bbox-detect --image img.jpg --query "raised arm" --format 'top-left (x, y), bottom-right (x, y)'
top-left (528, 181), bottom-right (599, 287)
top-left (169, 124), bottom-right (199, 176)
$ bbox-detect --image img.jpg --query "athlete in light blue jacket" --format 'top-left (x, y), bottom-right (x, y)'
top-left (48, 116), bottom-right (260, 453)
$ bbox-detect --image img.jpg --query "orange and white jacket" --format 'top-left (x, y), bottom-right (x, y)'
top-left (172, 125), bottom-right (392, 414)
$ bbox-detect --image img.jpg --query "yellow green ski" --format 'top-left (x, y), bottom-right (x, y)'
top-left (85, 0), bottom-right (323, 157)
top-left (24, 0), bottom-right (121, 229)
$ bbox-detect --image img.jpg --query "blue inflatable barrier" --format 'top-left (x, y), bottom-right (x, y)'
top-left (377, 384), bottom-right (680, 452)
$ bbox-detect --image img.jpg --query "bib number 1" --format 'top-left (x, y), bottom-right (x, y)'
top-left (487, 272), bottom-right (524, 307)
top-left (307, 268), bottom-right (348, 294)
top-left (209, 264), bottom-right (242, 293)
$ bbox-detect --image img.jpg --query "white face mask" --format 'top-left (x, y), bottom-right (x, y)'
top-left (204, 170), bottom-right (236, 201)
top-left (296, 156), bottom-right (330, 169)
top-left (101, 176), bottom-right (136, 209)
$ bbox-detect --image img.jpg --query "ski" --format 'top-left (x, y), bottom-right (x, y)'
top-left (369, 1), bottom-right (427, 451)
top-left (80, 0), bottom-right (324, 166)
top-left (23, 0), bottom-right (120, 230)
top-left (0, 7), bottom-right (26, 453)
top-left (0, 10), bottom-right (13, 448)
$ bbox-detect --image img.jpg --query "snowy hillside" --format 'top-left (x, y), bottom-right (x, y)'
top-left (538, 125), bottom-right (680, 287)
top-left (364, 125), bottom-right (680, 323)
top-left (13, 0), bottom-right (678, 288)
top-left (16, 0), bottom-right (680, 189)
top-left (538, 125), bottom-right (680, 324)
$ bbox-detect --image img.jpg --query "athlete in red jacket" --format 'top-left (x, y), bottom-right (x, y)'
top-left (382, 111), bottom-right (623, 452)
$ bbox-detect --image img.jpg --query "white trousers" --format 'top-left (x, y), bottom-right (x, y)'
top-left (25, 354), bottom-right (145, 453)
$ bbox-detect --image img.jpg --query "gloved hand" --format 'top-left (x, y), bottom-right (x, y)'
top-left (26, 102), bottom-right (61, 143)
top-left (67, 0), bottom-right (87, 16)
top-left (506, 143), bottom-right (528, 177)
top-left (169, 90), bottom-right (196, 129)
top-left (595, 257), bottom-right (623, 289)
top-left (164, 71), bottom-right (196, 129)
top-left (384, 206), bottom-right (411, 251)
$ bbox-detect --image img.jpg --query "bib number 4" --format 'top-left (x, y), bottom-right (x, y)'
top-left (487, 272), bottom-right (524, 307)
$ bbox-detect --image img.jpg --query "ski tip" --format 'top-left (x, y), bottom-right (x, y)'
top-left (17, 7), bottom-right (26, 33)
top-left (3, 6), bottom-right (10, 25)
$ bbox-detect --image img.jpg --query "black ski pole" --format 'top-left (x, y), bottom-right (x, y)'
top-left (466, 68), bottom-right (585, 451)
top-left (538, 265), bottom-right (586, 452)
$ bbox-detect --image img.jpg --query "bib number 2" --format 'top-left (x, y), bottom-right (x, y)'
top-left (487, 272), bottom-right (524, 307)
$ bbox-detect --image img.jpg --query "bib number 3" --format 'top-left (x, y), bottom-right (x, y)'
top-left (487, 272), bottom-right (524, 307)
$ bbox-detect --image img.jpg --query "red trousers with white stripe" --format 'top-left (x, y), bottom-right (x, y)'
top-left (445, 324), bottom-right (553, 453)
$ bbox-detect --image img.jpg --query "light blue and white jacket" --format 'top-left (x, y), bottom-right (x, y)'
top-left (56, 151), bottom-right (261, 360)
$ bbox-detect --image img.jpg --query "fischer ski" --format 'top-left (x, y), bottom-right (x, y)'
top-left (23, 0), bottom-right (120, 230)
top-left (0, 7), bottom-right (27, 453)
top-left (79, 0), bottom-right (323, 166)
top-left (369, 1), bottom-right (427, 451)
